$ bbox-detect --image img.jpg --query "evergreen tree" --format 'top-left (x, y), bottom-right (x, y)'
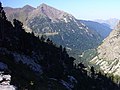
top-left (0, 2), bottom-right (7, 41)
top-left (40, 35), bottom-right (45, 42)
top-left (0, 2), bottom-right (120, 89)
top-left (0, 2), bottom-right (6, 20)
top-left (91, 66), bottom-right (95, 78)
top-left (13, 19), bottom-right (23, 30)
top-left (46, 38), bottom-right (50, 43)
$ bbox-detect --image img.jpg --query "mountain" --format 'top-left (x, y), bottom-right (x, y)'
top-left (90, 21), bottom-right (120, 76)
top-left (95, 18), bottom-right (119, 29)
top-left (80, 20), bottom-right (112, 38)
top-left (4, 5), bottom-right (35, 25)
top-left (4, 4), bottom-right (102, 57)
top-left (1, 5), bottom-right (76, 89)
top-left (0, 2), bottom-right (120, 89)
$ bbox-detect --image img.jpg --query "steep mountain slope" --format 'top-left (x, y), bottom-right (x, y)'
top-left (1, 5), bottom-right (76, 89)
top-left (80, 20), bottom-right (112, 38)
top-left (4, 4), bottom-right (102, 55)
top-left (95, 18), bottom-right (119, 29)
top-left (0, 2), bottom-right (119, 90)
top-left (4, 5), bottom-right (35, 25)
top-left (90, 21), bottom-right (120, 76)
top-left (27, 4), bottom-right (102, 53)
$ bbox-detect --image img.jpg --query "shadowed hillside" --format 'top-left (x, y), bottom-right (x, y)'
top-left (0, 2), bottom-right (120, 90)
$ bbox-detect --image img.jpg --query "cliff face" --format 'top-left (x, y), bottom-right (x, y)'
top-left (90, 21), bottom-right (120, 76)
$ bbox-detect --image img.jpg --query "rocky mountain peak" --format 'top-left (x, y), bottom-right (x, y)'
top-left (39, 3), bottom-right (49, 8)
top-left (21, 5), bottom-right (35, 15)
top-left (29, 3), bottom-right (73, 21)
top-left (22, 5), bottom-right (35, 11)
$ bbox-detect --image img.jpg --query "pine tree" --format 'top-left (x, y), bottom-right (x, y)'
top-left (0, 2), bottom-right (7, 41)
top-left (40, 35), bottom-right (45, 42)
top-left (13, 19), bottom-right (23, 30)
top-left (91, 66), bottom-right (95, 78)
top-left (0, 2), bottom-right (6, 20)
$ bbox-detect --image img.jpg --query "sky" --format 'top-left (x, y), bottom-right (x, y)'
top-left (1, 0), bottom-right (120, 20)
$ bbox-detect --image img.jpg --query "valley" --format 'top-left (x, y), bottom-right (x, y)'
top-left (1, 1), bottom-right (120, 90)
top-left (4, 4), bottom-right (113, 60)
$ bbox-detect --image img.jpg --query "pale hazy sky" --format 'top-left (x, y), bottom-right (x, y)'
top-left (1, 0), bottom-right (120, 20)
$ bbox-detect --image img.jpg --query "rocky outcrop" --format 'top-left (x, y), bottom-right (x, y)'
top-left (90, 21), bottom-right (120, 76)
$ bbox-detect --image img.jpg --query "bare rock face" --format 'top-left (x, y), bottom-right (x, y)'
top-left (90, 21), bottom-right (120, 76)
top-left (29, 3), bottom-right (72, 21)
top-left (0, 72), bottom-right (16, 90)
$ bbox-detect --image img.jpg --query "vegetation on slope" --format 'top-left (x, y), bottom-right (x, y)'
top-left (0, 2), bottom-right (120, 90)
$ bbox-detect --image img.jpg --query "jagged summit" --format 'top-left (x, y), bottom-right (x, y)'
top-left (37, 3), bottom-right (62, 12)
top-left (29, 3), bottom-right (72, 21)
top-left (22, 5), bottom-right (35, 13)
top-left (39, 3), bottom-right (49, 8)
top-left (22, 5), bottom-right (35, 9)
top-left (4, 5), bottom-right (35, 11)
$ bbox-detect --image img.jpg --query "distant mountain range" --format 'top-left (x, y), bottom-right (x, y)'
top-left (94, 18), bottom-right (119, 29)
top-left (80, 20), bottom-right (112, 38)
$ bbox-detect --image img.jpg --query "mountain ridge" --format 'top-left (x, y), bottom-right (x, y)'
top-left (0, 2), bottom-right (120, 89)
top-left (80, 20), bottom-right (112, 38)
top-left (95, 18), bottom-right (119, 29)
top-left (4, 3), bottom-right (103, 58)
top-left (90, 20), bottom-right (120, 76)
